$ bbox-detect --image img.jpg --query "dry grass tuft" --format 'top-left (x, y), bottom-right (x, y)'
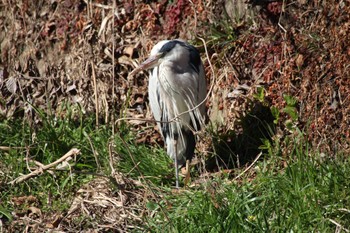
top-left (60, 175), bottom-right (149, 232)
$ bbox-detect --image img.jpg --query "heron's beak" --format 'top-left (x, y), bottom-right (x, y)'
top-left (129, 53), bottom-right (162, 76)
top-left (139, 53), bottom-right (162, 70)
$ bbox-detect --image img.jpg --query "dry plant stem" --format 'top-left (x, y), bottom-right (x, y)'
top-left (0, 146), bottom-right (26, 151)
top-left (8, 148), bottom-right (80, 185)
top-left (111, 0), bottom-right (116, 135)
top-left (115, 117), bottom-right (171, 125)
top-left (85, 132), bottom-right (101, 170)
top-left (199, 152), bottom-right (263, 180)
top-left (108, 139), bottom-right (116, 176)
top-left (328, 218), bottom-right (349, 233)
top-left (25, 146), bottom-right (34, 173)
top-left (183, 159), bottom-right (191, 187)
top-left (91, 61), bottom-right (99, 127)
top-left (234, 152), bottom-right (262, 180)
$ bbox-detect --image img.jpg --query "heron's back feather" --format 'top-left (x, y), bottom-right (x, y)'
top-left (147, 40), bottom-right (207, 165)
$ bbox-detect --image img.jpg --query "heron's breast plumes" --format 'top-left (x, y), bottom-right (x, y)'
top-left (146, 40), bottom-right (206, 169)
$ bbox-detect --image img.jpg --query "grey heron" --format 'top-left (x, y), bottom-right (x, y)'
top-left (132, 39), bottom-right (207, 188)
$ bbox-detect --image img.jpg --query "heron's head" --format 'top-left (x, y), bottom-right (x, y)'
top-left (137, 40), bottom-right (171, 70)
top-left (130, 40), bottom-right (201, 76)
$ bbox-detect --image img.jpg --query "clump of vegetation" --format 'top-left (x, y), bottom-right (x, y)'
top-left (1, 106), bottom-right (349, 231)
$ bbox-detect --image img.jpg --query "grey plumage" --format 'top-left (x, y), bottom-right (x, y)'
top-left (133, 39), bottom-right (207, 188)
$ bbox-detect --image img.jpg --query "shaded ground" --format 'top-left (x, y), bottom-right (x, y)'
top-left (1, 0), bottom-right (350, 231)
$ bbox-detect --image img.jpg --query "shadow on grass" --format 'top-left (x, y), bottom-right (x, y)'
top-left (206, 101), bottom-right (275, 172)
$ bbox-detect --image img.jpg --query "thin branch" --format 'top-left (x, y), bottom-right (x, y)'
top-left (328, 218), bottom-right (349, 233)
top-left (234, 152), bottom-right (262, 180)
top-left (8, 148), bottom-right (80, 185)
top-left (0, 146), bottom-right (26, 151)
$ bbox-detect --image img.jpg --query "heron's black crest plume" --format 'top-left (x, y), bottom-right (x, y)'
top-left (159, 40), bottom-right (201, 74)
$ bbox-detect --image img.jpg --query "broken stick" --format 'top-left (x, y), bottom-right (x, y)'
top-left (8, 148), bottom-right (80, 185)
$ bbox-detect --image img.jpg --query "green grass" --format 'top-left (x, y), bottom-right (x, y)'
top-left (0, 105), bottom-right (173, 226)
top-left (1, 106), bottom-right (349, 232)
top-left (146, 136), bottom-right (350, 232)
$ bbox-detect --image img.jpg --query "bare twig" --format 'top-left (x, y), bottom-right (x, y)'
top-left (8, 148), bottom-right (80, 185)
top-left (0, 146), bottom-right (26, 151)
top-left (328, 218), bottom-right (349, 233)
top-left (234, 152), bottom-right (262, 180)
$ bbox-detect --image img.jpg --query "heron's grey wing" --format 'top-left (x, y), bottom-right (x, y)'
top-left (159, 63), bottom-right (206, 131)
top-left (183, 43), bottom-right (207, 125)
top-left (182, 65), bottom-right (207, 130)
top-left (149, 65), bottom-right (186, 163)
top-left (148, 67), bottom-right (162, 129)
top-left (148, 67), bottom-right (174, 139)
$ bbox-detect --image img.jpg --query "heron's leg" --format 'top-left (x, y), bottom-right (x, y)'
top-left (174, 140), bottom-right (179, 189)
top-left (184, 159), bottom-right (191, 187)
